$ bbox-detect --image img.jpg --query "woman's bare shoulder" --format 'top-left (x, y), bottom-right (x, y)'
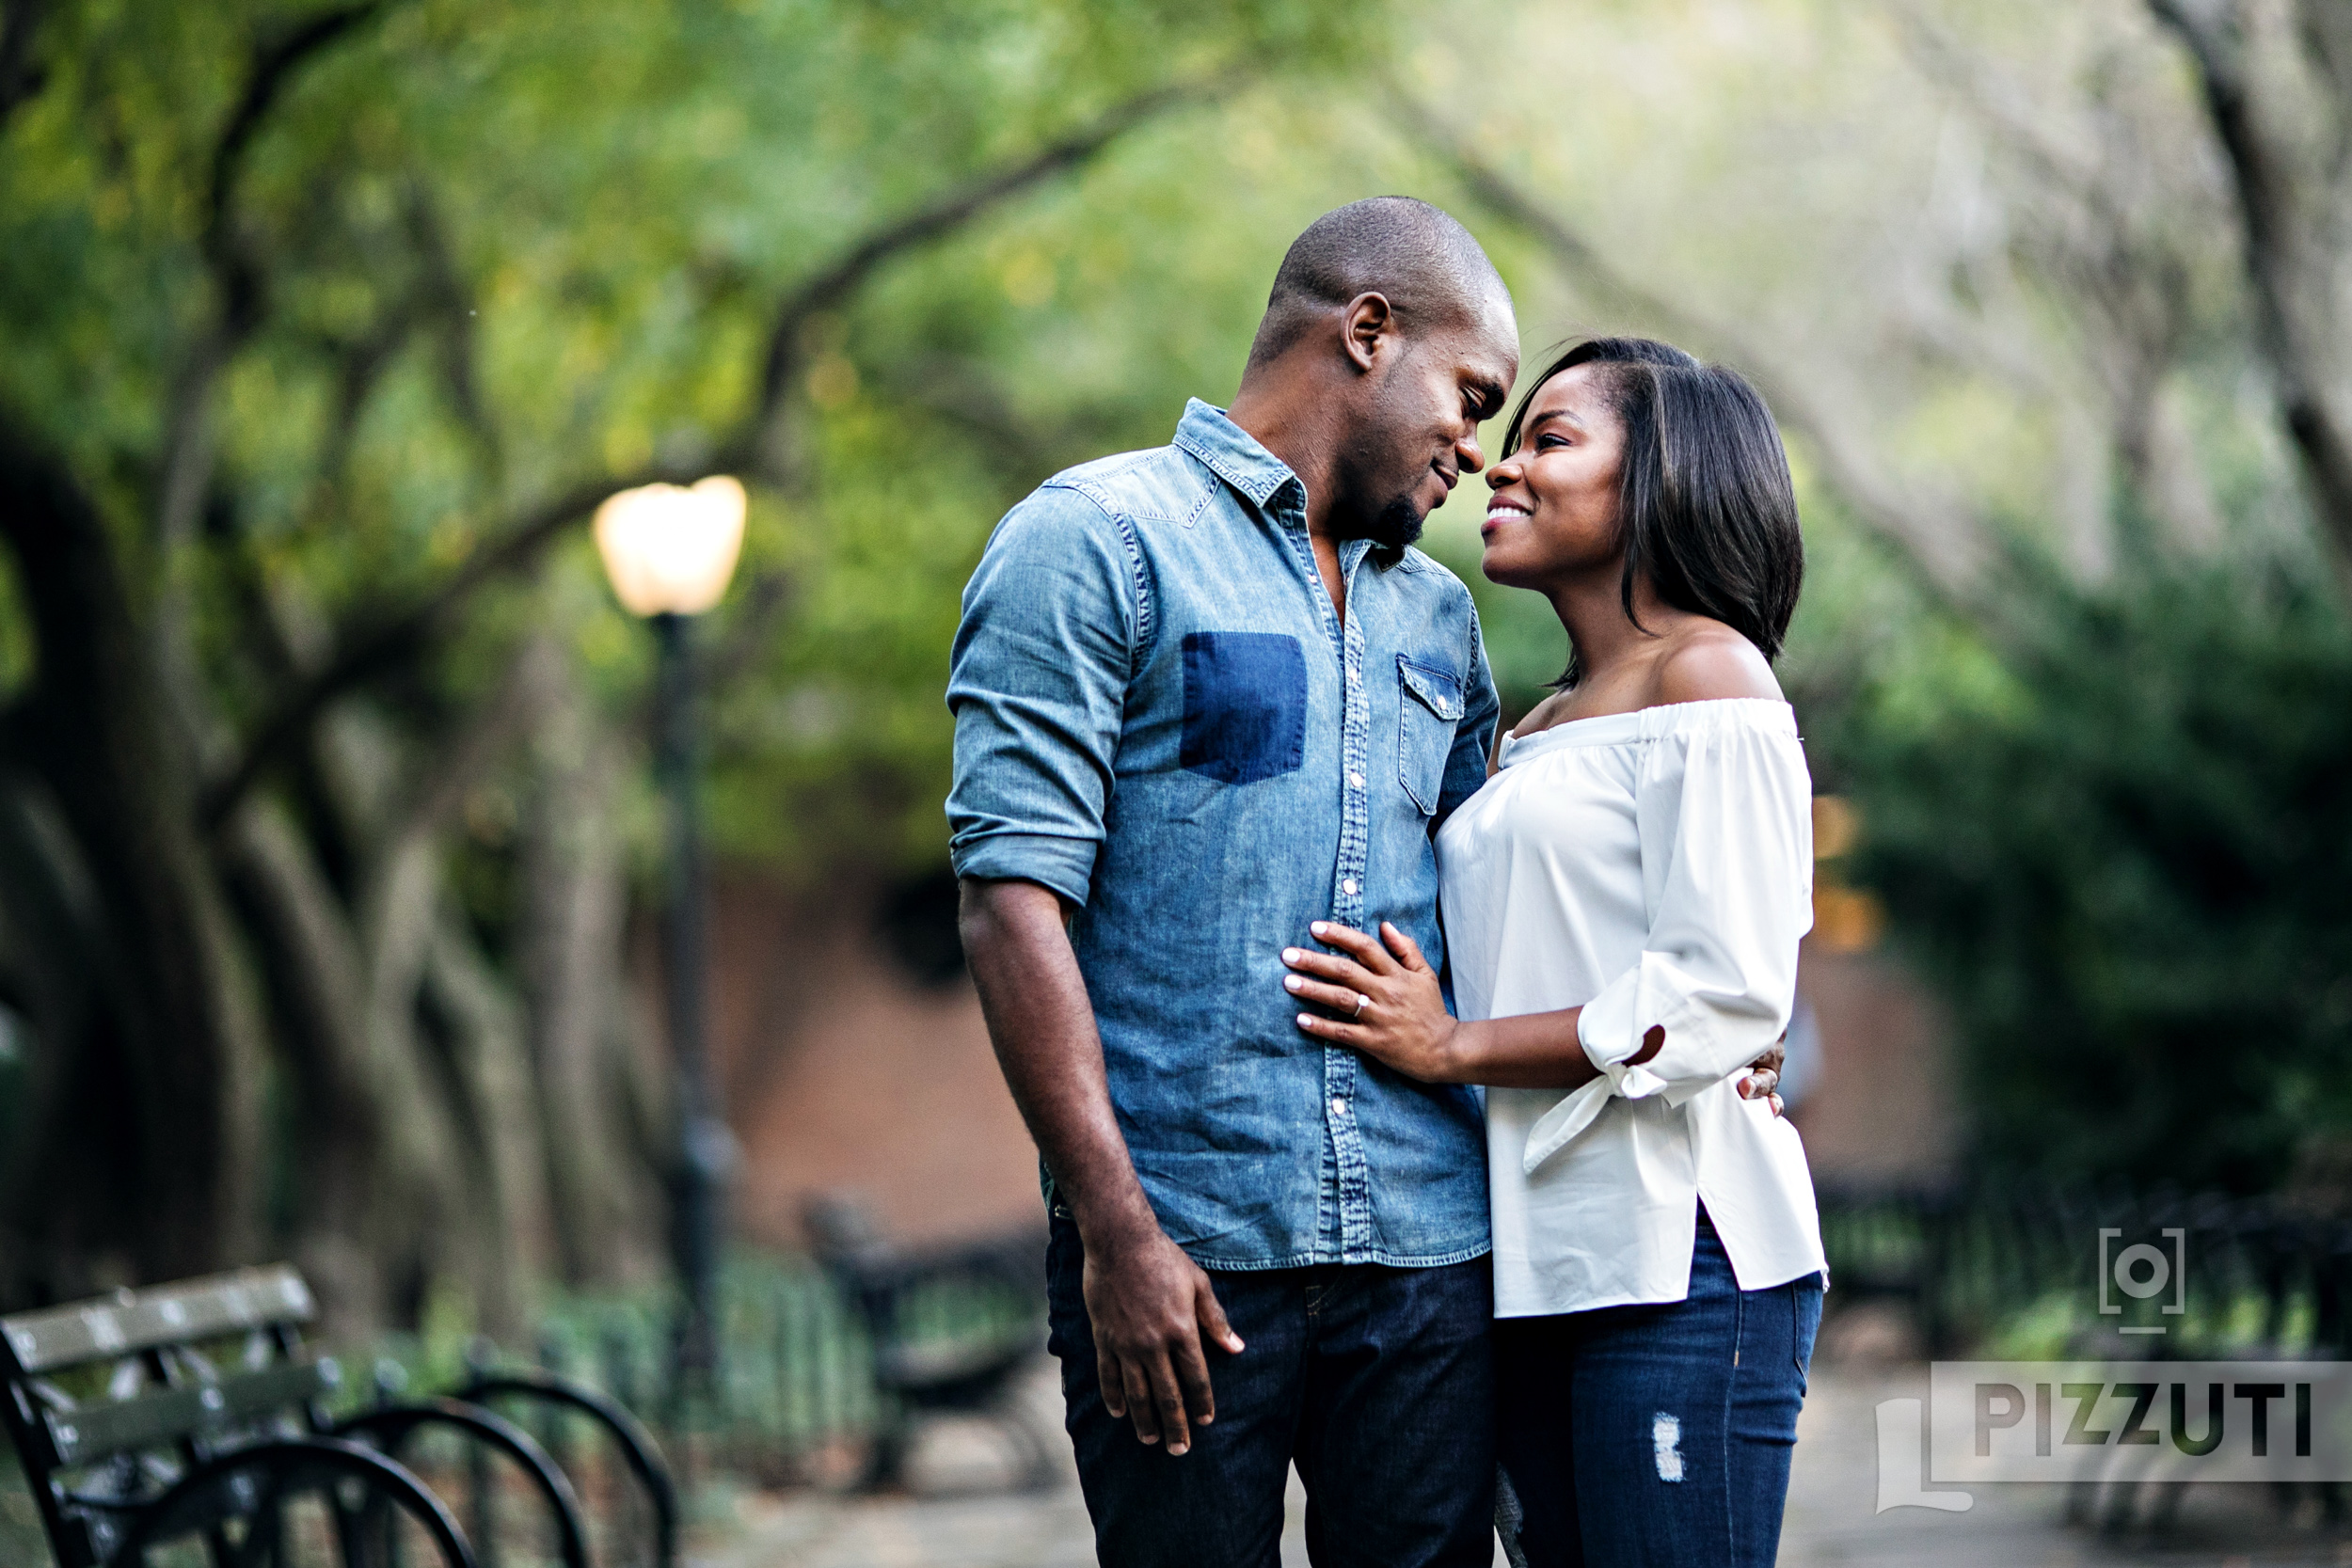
top-left (1509, 689), bottom-right (1580, 737)
top-left (1650, 623), bottom-right (1782, 705)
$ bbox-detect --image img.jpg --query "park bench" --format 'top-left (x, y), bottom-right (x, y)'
top-left (1, 1265), bottom-right (675, 1568)
top-left (802, 1197), bottom-right (1053, 1492)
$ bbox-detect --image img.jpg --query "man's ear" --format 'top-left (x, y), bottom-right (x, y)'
top-left (1341, 292), bottom-right (1393, 372)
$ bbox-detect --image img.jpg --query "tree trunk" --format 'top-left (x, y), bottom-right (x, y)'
top-left (519, 630), bottom-right (665, 1288)
top-left (217, 800), bottom-right (394, 1328)
top-left (0, 768), bottom-right (103, 1297)
top-left (0, 414), bottom-right (263, 1284)
top-left (420, 915), bottom-right (557, 1338)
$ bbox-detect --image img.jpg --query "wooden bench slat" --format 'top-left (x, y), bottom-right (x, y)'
top-left (40, 1355), bottom-right (342, 1468)
top-left (0, 1267), bottom-right (314, 1375)
top-left (879, 1336), bottom-right (1029, 1388)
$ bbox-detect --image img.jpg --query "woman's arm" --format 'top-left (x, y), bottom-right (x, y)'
top-left (1283, 922), bottom-right (1667, 1088)
top-left (1281, 920), bottom-right (1781, 1101)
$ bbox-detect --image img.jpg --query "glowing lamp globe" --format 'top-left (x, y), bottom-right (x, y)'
top-left (593, 475), bottom-right (747, 616)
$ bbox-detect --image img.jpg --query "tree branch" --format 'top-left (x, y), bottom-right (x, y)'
top-left (155, 1), bottom-right (399, 773)
top-left (317, 286), bottom-right (428, 492)
top-left (2150, 0), bottom-right (2352, 582)
top-left (733, 75), bottom-right (1224, 469)
top-left (405, 181), bottom-right (504, 481)
top-left (1392, 91), bottom-right (1986, 598)
top-left (1890, 3), bottom-right (2220, 559)
top-left (165, 1), bottom-right (392, 526)
top-left (199, 463), bottom-right (693, 829)
top-left (205, 75), bottom-right (1225, 828)
top-left (207, 2), bottom-right (387, 325)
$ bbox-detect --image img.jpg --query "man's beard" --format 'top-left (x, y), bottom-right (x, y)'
top-left (1336, 490), bottom-right (1426, 551)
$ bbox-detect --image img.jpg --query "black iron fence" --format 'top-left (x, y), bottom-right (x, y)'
top-left (479, 1241), bottom-right (1045, 1487)
top-left (1819, 1179), bottom-right (2352, 1361)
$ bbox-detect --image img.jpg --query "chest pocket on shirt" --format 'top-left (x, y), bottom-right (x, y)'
top-left (1181, 631), bottom-right (1306, 784)
top-left (1397, 655), bottom-right (1465, 815)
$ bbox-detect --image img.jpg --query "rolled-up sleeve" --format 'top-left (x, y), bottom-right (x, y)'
top-left (1576, 717), bottom-right (1815, 1093)
top-left (946, 486), bottom-right (1140, 907)
top-left (1521, 711), bottom-right (1814, 1173)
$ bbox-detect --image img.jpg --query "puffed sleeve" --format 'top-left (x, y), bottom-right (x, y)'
top-left (1520, 706), bottom-right (1814, 1172)
top-left (945, 485), bottom-right (1143, 907)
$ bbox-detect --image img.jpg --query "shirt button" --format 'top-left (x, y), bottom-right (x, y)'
top-left (1348, 770), bottom-right (1366, 789)
top-left (1330, 1099), bottom-right (1346, 1117)
top-left (1341, 878), bottom-right (1359, 895)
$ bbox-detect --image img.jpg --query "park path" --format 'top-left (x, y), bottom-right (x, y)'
top-left (693, 1360), bottom-right (2352, 1568)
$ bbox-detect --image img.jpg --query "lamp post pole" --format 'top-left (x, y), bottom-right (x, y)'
top-left (654, 610), bottom-right (731, 1408)
top-left (591, 472), bottom-right (746, 1430)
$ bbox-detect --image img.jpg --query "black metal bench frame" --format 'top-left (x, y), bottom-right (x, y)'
top-left (2, 1265), bottom-right (675, 1568)
top-left (803, 1199), bottom-right (1052, 1492)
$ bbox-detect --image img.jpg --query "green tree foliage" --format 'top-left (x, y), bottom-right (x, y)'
top-left (0, 0), bottom-right (1384, 1326)
top-left (1819, 561), bottom-right (2352, 1193)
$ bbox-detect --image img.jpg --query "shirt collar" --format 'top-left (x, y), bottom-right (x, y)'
top-left (1172, 399), bottom-right (1304, 515)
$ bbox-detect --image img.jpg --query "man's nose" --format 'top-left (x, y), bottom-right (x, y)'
top-left (1456, 432), bottom-right (1486, 474)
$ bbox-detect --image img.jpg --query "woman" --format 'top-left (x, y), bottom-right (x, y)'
top-left (1279, 338), bottom-right (1825, 1567)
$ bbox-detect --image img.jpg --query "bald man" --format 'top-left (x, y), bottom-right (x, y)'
top-left (949, 198), bottom-right (1517, 1564)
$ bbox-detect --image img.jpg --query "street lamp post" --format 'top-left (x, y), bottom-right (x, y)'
top-left (594, 475), bottom-right (748, 1414)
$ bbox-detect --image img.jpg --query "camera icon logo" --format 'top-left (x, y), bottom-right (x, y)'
top-left (2099, 1226), bottom-right (2185, 1334)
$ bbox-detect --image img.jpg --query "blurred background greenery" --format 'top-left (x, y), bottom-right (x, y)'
top-left (0, 0), bottom-right (2346, 1345)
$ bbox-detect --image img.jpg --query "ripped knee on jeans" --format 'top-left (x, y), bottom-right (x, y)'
top-left (1651, 1413), bottom-right (1685, 1482)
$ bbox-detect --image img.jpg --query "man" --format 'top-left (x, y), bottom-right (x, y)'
top-left (949, 197), bottom-right (1513, 1565)
top-left (948, 199), bottom-right (1781, 1563)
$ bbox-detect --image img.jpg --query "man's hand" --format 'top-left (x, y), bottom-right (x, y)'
top-left (1080, 1224), bottom-right (1244, 1456)
top-left (1737, 1037), bottom-right (1787, 1117)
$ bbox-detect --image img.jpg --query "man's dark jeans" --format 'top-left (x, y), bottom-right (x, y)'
top-left (1045, 1208), bottom-right (1497, 1567)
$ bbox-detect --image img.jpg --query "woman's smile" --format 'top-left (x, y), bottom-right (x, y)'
top-left (1482, 498), bottom-right (1532, 537)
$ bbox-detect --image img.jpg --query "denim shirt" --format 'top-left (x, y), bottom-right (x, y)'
top-left (946, 401), bottom-right (1502, 1271)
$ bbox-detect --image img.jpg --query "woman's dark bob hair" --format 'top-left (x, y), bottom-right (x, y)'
top-left (1499, 336), bottom-right (1804, 685)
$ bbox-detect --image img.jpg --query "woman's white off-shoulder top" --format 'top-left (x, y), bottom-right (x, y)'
top-left (1437, 698), bottom-right (1827, 1318)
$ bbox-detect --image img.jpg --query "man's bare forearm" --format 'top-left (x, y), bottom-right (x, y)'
top-left (961, 876), bottom-right (1238, 1452)
top-left (959, 877), bottom-right (1159, 1250)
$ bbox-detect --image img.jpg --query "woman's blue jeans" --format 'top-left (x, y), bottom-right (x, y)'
top-left (1492, 1206), bottom-right (1823, 1568)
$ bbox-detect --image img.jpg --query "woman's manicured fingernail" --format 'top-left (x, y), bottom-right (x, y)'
top-left (1311, 922), bottom-right (1328, 935)
top-left (1282, 948), bottom-right (1299, 963)
top-left (1297, 1013), bottom-right (1313, 1026)
top-left (1285, 975), bottom-right (1303, 991)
